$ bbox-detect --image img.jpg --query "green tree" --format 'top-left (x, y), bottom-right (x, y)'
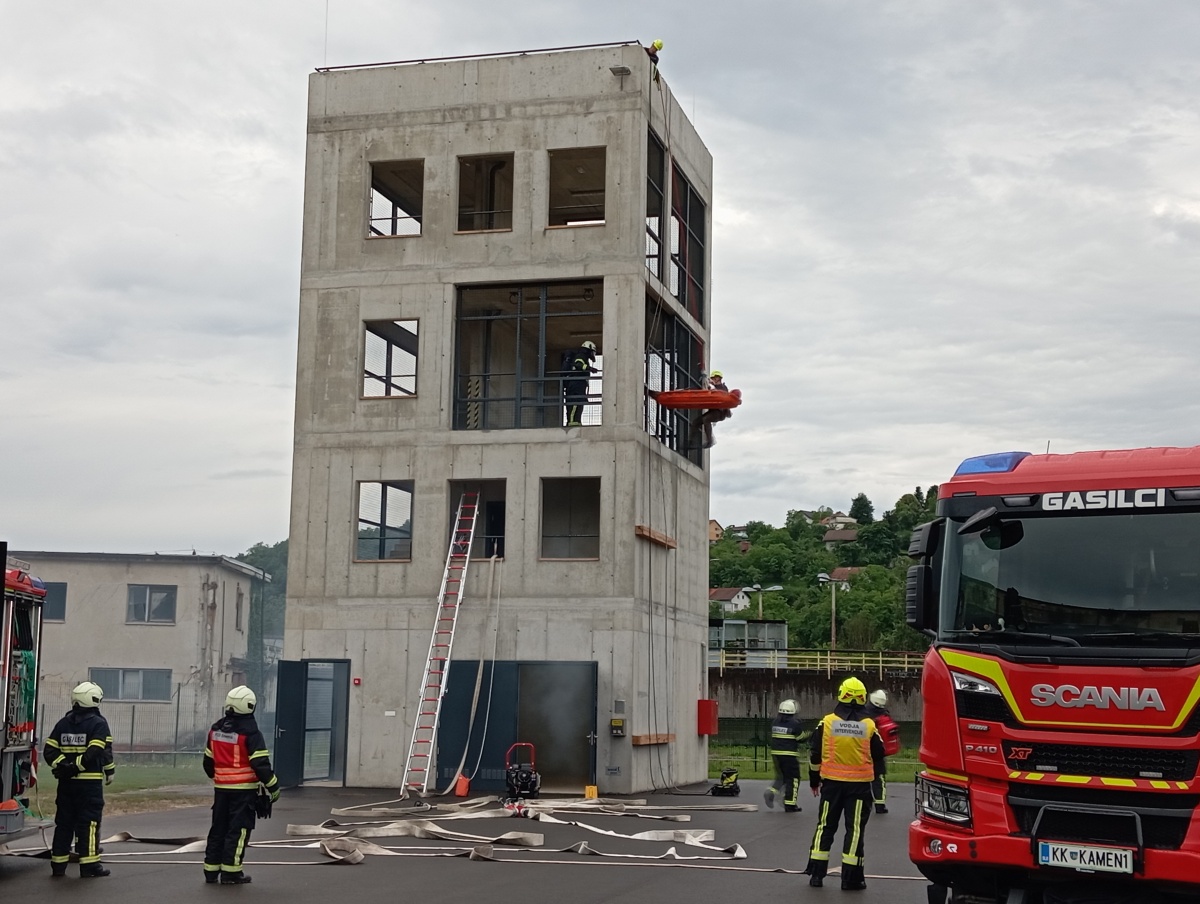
top-left (237, 540), bottom-right (288, 694)
top-left (849, 493), bottom-right (875, 525)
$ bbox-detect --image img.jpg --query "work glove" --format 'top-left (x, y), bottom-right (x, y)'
top-left (53, 761), bottom-right (80, 781)
top-left (104, 774), bottom-right (113, 786)
top-left (270, 787), bottom-right (280, 803)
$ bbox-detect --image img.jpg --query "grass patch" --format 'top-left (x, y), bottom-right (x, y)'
top-left (709, 747), bottom-right (921, 784)
top-left (28, 760), bottom-right (211, 818)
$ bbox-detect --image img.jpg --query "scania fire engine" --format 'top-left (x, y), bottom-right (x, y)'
top-left (908, 447), bottom-right (1200, 903)
top-left (2, 542), bottom-right (48, 844)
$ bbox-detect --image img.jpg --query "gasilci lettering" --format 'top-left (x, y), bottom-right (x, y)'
top-left (1030, 683), bottom-right (1166, 711)
top-left (1041, 489), bottom-right (1166, 512)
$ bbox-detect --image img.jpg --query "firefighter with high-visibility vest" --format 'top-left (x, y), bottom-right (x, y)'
top-left (42, 681), bottom-right (115, 878)
top-left (804, 676), bottom-right (886, 891)
top-left (764, 698), bottom-right (805, 812)
top-left (202, 685), bottom-right (279, 885)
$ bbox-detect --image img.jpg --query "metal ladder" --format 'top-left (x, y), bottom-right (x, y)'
top-left (401, 491), bottom-right (480, 795)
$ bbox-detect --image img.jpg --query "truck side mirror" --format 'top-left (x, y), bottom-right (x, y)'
top-left (906, 564), bottom-right (935, 631)
top-left (907, 519), bottom-right (944, 559)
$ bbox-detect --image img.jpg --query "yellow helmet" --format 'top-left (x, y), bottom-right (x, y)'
top-left (837, 677), bottom-right (867, 705)
top-left (709, 370), bottom-right (723, 379)
top-left (651, 39), bottom-right (664, 51)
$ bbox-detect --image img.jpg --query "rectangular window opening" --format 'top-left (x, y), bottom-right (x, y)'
top-left (357, 480), bottom-right (414, 561)
top-left (669, 164), bottom-right (707, 324)
top-left (448, 480), bottom-right (507, 559)
top-left (548, 146), bottom-right (606, 227)
top-left (235, 584), bottom-right (244, 632)
top-left (645, 297), bottom-right (705, 466)
top-left (646, 132), bottom-right (666, 279)
top-left (89, 667), bottom-right (173, 701)
top-left (458, 153), bottom-right (514, 232)
top-left (363, 319), bottom-right (418, 398)
top-left (42, 581), bottom-right (67, 621)
top-left (369, 159), bottom-right (424, 237)
top-left (541, 477), bottom-right (601, 559)
top-left (126, 584), bottom-right (177, 624)
top-left (453, 280), bottom-right (603, 430)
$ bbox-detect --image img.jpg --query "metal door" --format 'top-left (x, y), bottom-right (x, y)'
top-left (273, 660), bottom-right (305, 788)
top-left (517, 661), bottom-right (597, 791)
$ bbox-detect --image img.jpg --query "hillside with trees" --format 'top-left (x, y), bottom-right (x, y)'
top-left (710, 487), bottom-right (938, 651)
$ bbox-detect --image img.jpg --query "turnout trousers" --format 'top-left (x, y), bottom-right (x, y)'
top-left (204, 788), bottom-right (258, 877)
top-left (51, 781), bottom-right (105, 867)
top-left (873, 773), bottom-right (887, 806)
top-left (769, 754), bottom-right (802, 810)
top-left (806, 779), bottom-right (874, 886)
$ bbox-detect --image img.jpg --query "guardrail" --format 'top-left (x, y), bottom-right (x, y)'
top-left (708, 648), bottom-right (925, 677)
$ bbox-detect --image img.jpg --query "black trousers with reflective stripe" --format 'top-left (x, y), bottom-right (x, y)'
top-left (806, 779), bottom-right (874, 875)
top-left (770, 754), bottom-right (801, 807)
top-left (205, 789), bottom-right (257, 872)
top-left (52, 780), bottom-right (105, 864)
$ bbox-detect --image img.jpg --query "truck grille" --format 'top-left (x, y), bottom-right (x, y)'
top-left (1003, 741), bottom-right (1199, 781)
top-left (1007, 784), bottom-right (1197, 850)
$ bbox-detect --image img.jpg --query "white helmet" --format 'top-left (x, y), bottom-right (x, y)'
top-left (778, 699), bottom-right (797, 715)
top-left (869, 689), bottom-right (888, 708)
top-left (581, 340), bottom-right (597, 352)
top-left (225, 685), bottom-right (257, 715)
top-left (72, 681), bottom-right (104, 708)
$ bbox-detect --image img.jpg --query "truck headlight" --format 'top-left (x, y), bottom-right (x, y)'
top-left (952, 671), bottom-right (1002, 696)
top-left (916, 775), bottom-right (972, 827)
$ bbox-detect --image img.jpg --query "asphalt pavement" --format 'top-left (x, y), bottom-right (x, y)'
top-left (0, 780), bottom-right (931, 903)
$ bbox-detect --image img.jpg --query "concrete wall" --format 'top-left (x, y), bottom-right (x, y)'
top-left (709, 671), bottom-right (925, 723)
top-left (287, 45), bottom-right (713, 793)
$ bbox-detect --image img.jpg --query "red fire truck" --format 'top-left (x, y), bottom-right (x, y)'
top-left (908, 447), bottom-right (1200, 903)
top-left (2, 543), bottom-right (49, 843)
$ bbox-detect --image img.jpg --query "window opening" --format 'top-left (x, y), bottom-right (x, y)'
top-left (646, 132), bottom-right (666, 279)
top-left (669, 164), bottom-right (706, 324)
top-left (42, 581), bottom-right (67, 621)
top-left (357, 480), bottom-right (414, 561)
top-left (454, 281), bottom-right (603, 430)
top-left (369, 160), bottom-right (424, 237)
top-left (449, 480), bottom-right (506, 558)
top-left (235, 583), bottom-right (244, 632)
top-left (541, 477), bottom-right (601, 559)
top-left (363, 319), bottom-right (418, 398)
top-left (548, 147), bottom-right (606, 226)
top-left (126, 585), bottom-right (177, 624)
top-left (645, 297), bottom-right (704, 465)
top-left (88, 667), bottom-right (172, 701)
top-left (458, 153), bottom-right (514, 232)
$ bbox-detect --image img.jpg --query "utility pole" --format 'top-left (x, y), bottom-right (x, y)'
top-left (817, 573), bottom-right (838, 651)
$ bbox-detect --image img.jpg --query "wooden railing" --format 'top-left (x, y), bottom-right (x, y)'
top-left (708, 648), bottom-right (926, 677)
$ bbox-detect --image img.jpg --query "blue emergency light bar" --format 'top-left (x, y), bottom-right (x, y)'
top-left (953, 451), bottom-right (1032, 476)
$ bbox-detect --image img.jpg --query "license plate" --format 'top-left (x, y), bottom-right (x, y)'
top-left (1037, 840), bottom-right (1134, 874)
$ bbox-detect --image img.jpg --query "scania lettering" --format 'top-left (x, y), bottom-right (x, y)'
top-left (1029, 684), bottom-right (1166, 711)
top-left (907, 447), bottom-right (1200, 902)
top-left (1, 543), bottom-right (50, 845)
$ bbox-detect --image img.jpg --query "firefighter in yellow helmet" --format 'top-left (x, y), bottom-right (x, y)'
top-left (803, 676), bottom-right (886, 890)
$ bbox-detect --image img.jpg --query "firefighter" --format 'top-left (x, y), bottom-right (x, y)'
top-left (692, 370), bottom-right (731, 448)
top-left (202, 685), bottom-right (280, 885)
top-left (764, 698), bottom-right (805, 812)
top-left (564, 340), bottom-right (599, 427)
top-left (804, 676), bottom-right (886, 891)
top-left (863, 688), bottom-right (901, 814)
top-left (43, 681), bottom-right (115, 878)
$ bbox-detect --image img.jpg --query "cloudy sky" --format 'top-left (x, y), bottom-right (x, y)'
top-left (3, 1), bottom-right (1199, 555)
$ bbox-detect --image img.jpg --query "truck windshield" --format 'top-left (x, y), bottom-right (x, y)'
top-left (941, 511), bottom-right (1200, 644)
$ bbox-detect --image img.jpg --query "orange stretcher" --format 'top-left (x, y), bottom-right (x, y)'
top-left (647, 388), bottom-right (742, 411)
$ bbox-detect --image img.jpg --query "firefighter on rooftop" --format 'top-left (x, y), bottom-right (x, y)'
top-left (803, 676), bottom-right (886, 891)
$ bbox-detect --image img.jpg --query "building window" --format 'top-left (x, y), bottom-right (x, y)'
top-left (449, 480), bottom-right (506, 559)
top-left (357, 480), bottom-right (414, 561)
top-left (235, 584), bottom-right (244, 632)
top-left (645, 297), bottom-right (704, 465)
top-left (454, 281), bottom-right (603, 430)
top-left (548, 146), bottom-right (606, 227)
top-left (42, 582), bottom-right (67, 622)
top-left (369, 160), bottom-right (423, 237)
top-left (458, 153), bottom-right (514, 232)
top-left (126, 585), bottom-right (177, 624)
top-left (541, 477), bottom-right (601, 559)
top-left (670, 164), bottom-right (706, 324)
top-left (646, 132), bottom-right (666, 279)
top-left (363, 319), bottom-right (418, 398)
top-left (89, 668), bottom-right (172, 702)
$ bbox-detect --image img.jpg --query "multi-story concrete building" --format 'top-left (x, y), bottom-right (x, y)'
top-left (11, 551), bottom-right (267, 749)
top-left (283, 42), bottom-right (715, 794)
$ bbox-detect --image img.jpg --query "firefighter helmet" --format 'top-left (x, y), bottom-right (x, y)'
top-left (651, 39), bottom-right (664, 51)
top-left (778, 699), bottom-right (797, 715)
top-left (837, 677), bottom-right (867, 705)
top-left (581, 340), bottom-right (597, 352)
top-left (225, 685), bottom-right (257, 715)
top-left (710, 370), bottom-right (723, 379)
top-left (72, 681), bottom-right (104, 708)
top-left (869, 689), bottom-right (888, 708)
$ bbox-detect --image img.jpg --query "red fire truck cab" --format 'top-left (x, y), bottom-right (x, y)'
top-left (908, 447), bottom-right (1200, 903)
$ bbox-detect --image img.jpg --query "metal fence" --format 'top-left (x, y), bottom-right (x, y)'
top-left (708, 648), bottom-right (925, 677)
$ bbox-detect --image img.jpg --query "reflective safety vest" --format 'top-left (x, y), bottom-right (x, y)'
top-left (818, 712), bottom-right (877, 782)
top-left (207, 729), bottom-right (259, 789)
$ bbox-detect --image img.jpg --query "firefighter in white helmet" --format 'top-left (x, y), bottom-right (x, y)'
top-left (764, 698), bottom-right (806, 812)
top-left (563, 340), bottom-right (600, 427)
top-left (202, 686), bottom-right (279, 884)
top-left (43, 682), bottom-right (116, 877)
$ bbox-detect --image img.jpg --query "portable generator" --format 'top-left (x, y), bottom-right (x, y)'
top-left (504, 742), bottom-right (541, 800)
